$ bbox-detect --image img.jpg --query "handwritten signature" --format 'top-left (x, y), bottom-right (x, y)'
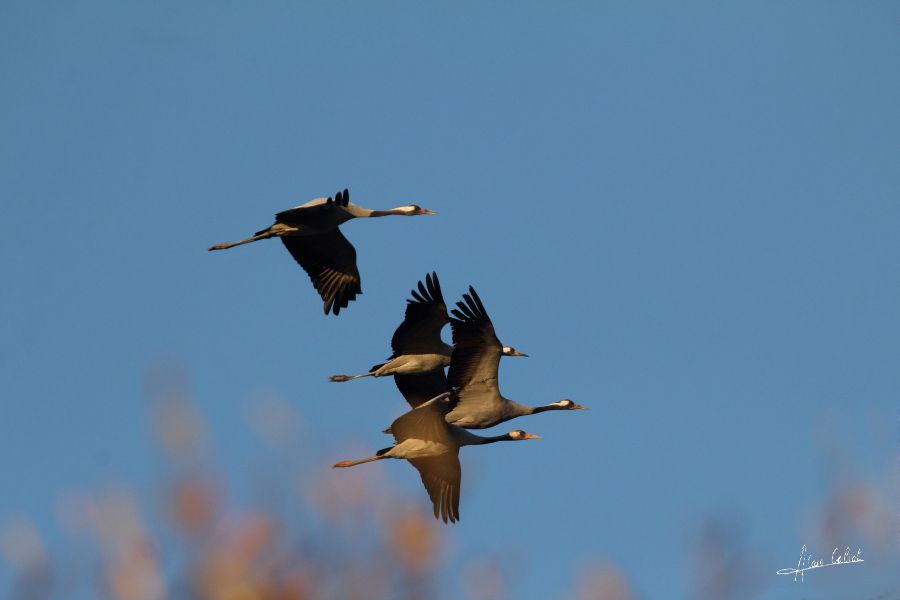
top-left (776, 545), bottom-right (864, 582)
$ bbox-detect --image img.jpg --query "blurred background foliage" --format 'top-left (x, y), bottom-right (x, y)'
top-left (1, 362), bottom-right (639, 600)
top-left (2, 361), bottom-right (898, 600)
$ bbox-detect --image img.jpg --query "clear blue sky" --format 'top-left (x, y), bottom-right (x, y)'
top-left (1, 2), bottom-right (898, 598)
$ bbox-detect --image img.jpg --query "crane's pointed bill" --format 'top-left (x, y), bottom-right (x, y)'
top-left (416, 208), bottom-right (437, 215)
top-left (522, 433), bottom-right (542, 439)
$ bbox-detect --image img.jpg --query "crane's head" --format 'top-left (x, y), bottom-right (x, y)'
top-left (507, 430), bottom-right (542, 441)
top-left (501, 346), bottom-right (528, 357)
top-left (393, 204), bottom-right (437, 216)
top-left (552, 399), bottom-right (588, 410)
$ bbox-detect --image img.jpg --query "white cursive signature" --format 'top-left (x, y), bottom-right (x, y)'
top-left (776, 545), bottom-right (864, 582)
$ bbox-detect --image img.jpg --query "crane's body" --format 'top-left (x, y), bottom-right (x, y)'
top-left (330, 350), bottom-right (451, 382)
top-left (372, 351), bottom-right (452, 377)
top-left (444, 394), bottom-right (532, 429)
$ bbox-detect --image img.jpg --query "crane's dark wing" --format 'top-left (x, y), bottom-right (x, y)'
top-left (447, 287), bottom-right (502, 388)
top-left (275, 189), bottom-right (350, 224)
top-left (390, 272), bottom-right (449, 357)
top-left (390, 394), bottom-right (461, 523)
top-left (390, 393), bottom-right (455, 445)
top-left (395, 369), bottom-right (449, 409)
top-left (281, 227), bottom-right (361, 315)
top-left (446, 287), bottom-right (508, 418)
top-left (408, 453), bottom-right (461, 523)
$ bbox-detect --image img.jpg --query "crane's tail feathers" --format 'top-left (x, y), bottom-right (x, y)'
top-left (328, 373), bottom-right (374, 382)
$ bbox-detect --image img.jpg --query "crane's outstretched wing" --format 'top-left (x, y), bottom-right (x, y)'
top-left (448, 287), bottom-right (503, 389)
top-left (275, 189), bottom-right (350, 224)
top-left (281, 227), bottom-right (361, 315)
top-left (408, 454), bottom-right (461, 523)
top-left (446, 287), bottom-right (508, 419)
top-left (390, 272), bottom-right (449, 357)
top-left (395, 369), bottom-right (449, 409)
top-left (391, 394), bottom-right (461, 523)
top-left (390, 393), bottom-right (454, 445)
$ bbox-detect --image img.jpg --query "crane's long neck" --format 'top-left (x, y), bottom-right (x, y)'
top-left (455, 428), bottom-right (512, 447)
top-left (507, 400), bottom-right (541, 417)
top-left (468, 433), bottom-right (513, 446)
top-left (528, 403), bottom-right (565, 414)
top-left (361, 208), bottom-right (407, 217)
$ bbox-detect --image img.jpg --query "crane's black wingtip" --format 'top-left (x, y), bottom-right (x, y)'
top-left (428, 271), bottom-right (443, 302)
top-left (408, 272), bottom-right (444, 306)
top-left (468, 286), bottom-right (484, 308)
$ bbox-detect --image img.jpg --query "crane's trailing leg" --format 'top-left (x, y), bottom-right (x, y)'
top-left (328, 373), bottom-right (375, 382)
top-left (208, 224), bottom-right (298, 251)
top-left (332, 448), bottom-right (391, 468)
top-left (328, 362), bottom-right (389, 382)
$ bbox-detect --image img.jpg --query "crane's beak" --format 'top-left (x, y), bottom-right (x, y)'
top-left (572, 403), bottom-right (589, 410)
top-left (504, 349), bottom-right (528, 357)
top-left (417, 208), bottom-right (437, 215)
top-left (522, 433), bottom-right (542, 440)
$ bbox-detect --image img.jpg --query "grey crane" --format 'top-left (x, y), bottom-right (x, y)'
top-left (207, 189), bottom-right (435, 315)
top-left (328, 272), bottom-right (527, 408)
top-left (333, 392), bottom-right (540, 523)
top-left (443, 287), bottom-right (588, 429)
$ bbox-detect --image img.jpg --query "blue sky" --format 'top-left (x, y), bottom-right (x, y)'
top-left (1, 1), bottom-right (899, 598)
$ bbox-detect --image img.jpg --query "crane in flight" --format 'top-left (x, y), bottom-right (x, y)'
top-left (208, 189), bottom-right (436, 315)
top-left (333, 392), bottom-right (541, 523)
top-left (442, 286), bottom-right (589, 429)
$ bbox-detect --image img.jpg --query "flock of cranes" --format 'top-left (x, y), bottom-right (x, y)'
top-left (209, 189), bottom-right (586, 523)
